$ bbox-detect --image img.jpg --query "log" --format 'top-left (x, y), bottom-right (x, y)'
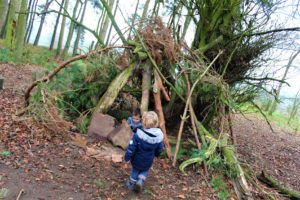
top-left (221, 136), bottom-right (252, 200)
top-left (140, 61), bottom-right (152, 114)
top-left (93, 63), bottom-right (134, 114)
top-left (257, 171), bottom-right (300, 200)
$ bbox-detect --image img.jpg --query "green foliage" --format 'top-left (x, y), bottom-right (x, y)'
top-left (0, 188), bottom-right (9, 199)
top-left (210, 175), bottom-right (230, 200)
top-left (29, 53), bottom-right (120, 134)
top-left (0, 48), bottom-right (15, 62)
top-left (0, 151), bottom-right (12, 157)
top-left (94, 178), bottom-right (106, 188)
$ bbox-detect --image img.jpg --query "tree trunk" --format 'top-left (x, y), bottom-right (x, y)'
top-left (62, 0), bottom-right (80, 59)
top-left (140, 61), bottom-right (152, 115)
top-left (100, 0), bottom-right (115, 43)
top-left (15, 0), bottom-right (28, 61)
top-left (56, 0), bottom-right (69, 58)
top-left (0, 0), bottom-right (9, 34)
top-left (99, 0), bottom-right (126, 44)
top-left (268, 50), bottom-right (300, 115)
top-left (25, 0), bottom-right (38, 43)
top-left (4, 0), bottom-right (17, 48)
top-left (288, 92), bottom-right (300, 125)
top-left (24, 0), bottom-right (34, 42)
top-left (93, 64), bottom-right (134, 114)
top-left (105, 0), bottom-right (120, 45)
top-left (181, 1), bottom-right (193, 40)
top-left (126, 0), bottom-right (139, 40)
top-left (49, 0), bottom-right (64, 50)
top-left (73, 0), bottom-right (88, 56)
top-left (138, 0), bottom-right (150, 31)
top-left (33, 0), bottom-right (53, 46)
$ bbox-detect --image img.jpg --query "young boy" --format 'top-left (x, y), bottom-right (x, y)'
top-left (124, 111), bottom-right (164, 192)
top-left (127, 108), bottom-right (142, 133)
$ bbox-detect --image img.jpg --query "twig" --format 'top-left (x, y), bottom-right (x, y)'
top-left (16, 189), bottom-right (24, 200)
top-left (184, 72), bottom-right (201, 149)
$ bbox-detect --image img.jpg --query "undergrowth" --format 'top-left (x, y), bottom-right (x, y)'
top-left (28, 52), bottom-right (120, 134)
top-left (0, 40), bottom-right (57, 68)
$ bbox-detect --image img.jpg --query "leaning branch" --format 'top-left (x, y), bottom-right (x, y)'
top-left (25, 46), bottom-right (132, 104)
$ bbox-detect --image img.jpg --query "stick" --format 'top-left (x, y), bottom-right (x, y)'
top-left (184, 72), bottom-right (201, 149)
top-left (16, 189), bottom-right (24, 200)
top-left (172, 51), bottom-right (222, 166)
top-left (154, 70), bottom-right (172, 159)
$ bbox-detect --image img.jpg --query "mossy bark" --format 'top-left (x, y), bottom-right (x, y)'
top-left (93, 64), bottom-right (134, 114)
top-left (140, 61), bottom-right (152, 114)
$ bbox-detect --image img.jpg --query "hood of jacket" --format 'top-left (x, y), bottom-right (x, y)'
top-left (136, 128), bottom-right (163, 144)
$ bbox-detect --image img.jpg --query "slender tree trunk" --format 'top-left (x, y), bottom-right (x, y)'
top-left (99, 0), bottom-right (126, 44)
top-left (25, 0), bottom-right (33, 26)
top-left (138, 0), bottom-right (150, 31)
top-left (62, 0), bottom-right (80, 59)
top-left (56, 0), bottom-right (69, 58)
top-left (94, 11), bottom-right (105, 49)
top-left (288, 91), bottom-right (300, 125)
top-left (24, 0), bottom-right (34, 42)
top-left (100, 0), bottom-right (115, 43)
top-left (25, 0), bottom-right (38, 43)
top-left (4, 0), bottom-right (17, 48)
top-left (15, 0), bottom-right (28, 61)
top-left (268, 50), bottom-right (300, 115)
top-left (49, 0), bottom-right (64, 50)
top-left (181, 1), bottom-right (193, 40)
top-left (0, 0), bottom-right (9, 34)
top-left (126, 0), bottom-right (139, 40)
top-left (73, 0), bottom-right (88, 56)
top-left (105, 0), bottom-right (120, 45)
top-left (34, 0), bottom-right (53, 46)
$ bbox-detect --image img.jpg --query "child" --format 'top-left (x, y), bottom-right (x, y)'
top-left (124, 111), bottom-right (164, 192)
top-left (127, 108), bottom-right (142, 133)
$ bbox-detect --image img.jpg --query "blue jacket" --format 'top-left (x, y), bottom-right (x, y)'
top-left (127, 117), bottom-right (142, 133)
top-left (125, 128), bottom-right (164, 171)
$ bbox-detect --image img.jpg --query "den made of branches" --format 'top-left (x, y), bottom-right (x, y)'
top-left (23, 0), bottom-right (300, 199)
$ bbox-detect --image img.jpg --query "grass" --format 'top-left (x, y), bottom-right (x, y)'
top-left (0, 40), bottom-right (58, 68)
top-left (239, 103), bottom-right (300, 134)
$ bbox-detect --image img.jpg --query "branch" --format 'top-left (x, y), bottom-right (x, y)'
top-left (237, 27), bottom-right (300, 38)
top-left (32, 9), bottom-right (105, 45)
top-left (243, 76), bottom-right (290, 86)
top-left (25, 45), bottom-right (132, 104)
top-left (250, 100), bottom-right (274, 132)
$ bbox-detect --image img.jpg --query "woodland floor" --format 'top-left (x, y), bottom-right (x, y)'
top-left (0, 63), bottom-right (300, 200)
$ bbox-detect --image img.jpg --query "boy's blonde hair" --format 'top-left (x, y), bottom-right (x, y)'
top-left (142, 111), bottom-right (159, 129)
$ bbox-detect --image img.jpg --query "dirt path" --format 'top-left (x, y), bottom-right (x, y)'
top-left (233, 114), bottom-right (300, 192)
top-left (0, 63), bottom-right (216, 199)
